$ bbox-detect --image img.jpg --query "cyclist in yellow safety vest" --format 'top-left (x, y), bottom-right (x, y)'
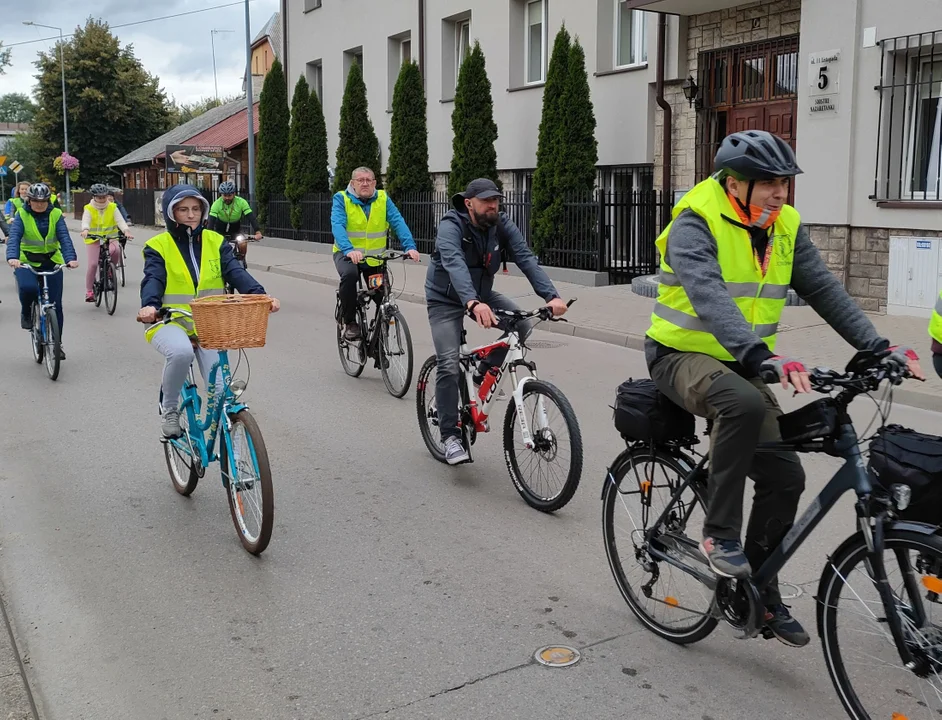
top-left (331, 166), bottom-right (420, 341)
top-left (929, 292), bottom-right (942, 378)
top-left (81, 183), bottom-right (133, 302)
top-left (135, 184), bottom-right (280, 438)
top-left (5, 183), bottom-right (79, 359)
top-left (645, 130), bottom-right (924, 647)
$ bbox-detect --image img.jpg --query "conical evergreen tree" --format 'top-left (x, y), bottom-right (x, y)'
top-left (559, 39), bottom-right (598, 194)
top-left (308, 88), bottom-right (330, 194)
top-left (285, 75), bottom-right (316, 230)
top-left (448, 41), bottom-right (499, 198)
top-left (530, 25), bottom-right (571, 255)
top-left (387, 61), bottom-right (432, 196)
top-left (256, 58), bottom-right (289, 226)
top-left (333, 60), bottom-right (382, 193)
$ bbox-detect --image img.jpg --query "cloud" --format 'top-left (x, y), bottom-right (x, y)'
top-left (1, 0), bottom-right (278, 105)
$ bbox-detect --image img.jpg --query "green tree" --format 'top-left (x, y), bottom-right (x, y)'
top-left (558, 40), bottom-right (597, 195)
top-left (386, 61), bottom-right (431, 196)
top-left (170, 94), bottom-right (241, 126)
top-left (333, 59), bottom-right (382, 193)
top-left (448, 41), bottom-right (499, 198)
top-left (308, 89), bottom-right (330, 194)
top-left (0, 94), bottom-right (38, 124)
top-left (31, 19), bottom-right (173, 187)
top-left (285, 75), bottom-right (317, 229)
top-left (0, 43), bottom-right (10, 74)
top-left (255, 58), bottom-right (289, 226)
top-left (530, 26), bottom-right (571, 255)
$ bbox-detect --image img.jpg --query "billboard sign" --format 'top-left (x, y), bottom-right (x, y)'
top-left (165, 145), bottom-right (227, 174)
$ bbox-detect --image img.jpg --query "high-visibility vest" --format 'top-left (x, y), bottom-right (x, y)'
top-left (143, 231), bottom-right (225, 343)
top-left (646, 178), bottom-right (800, 361)
top-left (11, 198), bottom-right (25, 212)
top-left (929, 292), bottom-right (942, 344)
top-left (210, 195), bottom-right (252, 223)
top-left (333, 191), bottom-right (389, 268)
top-left (85, 202), bottom-right (119, 243)
top-left (17, 207), bottom-right (65, 266)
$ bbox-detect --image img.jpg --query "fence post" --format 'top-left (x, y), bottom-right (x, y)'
top-left (595, 188), bottom-right (606, 274)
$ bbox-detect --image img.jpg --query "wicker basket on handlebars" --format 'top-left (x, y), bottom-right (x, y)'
top-left (190, 294), bottom-right (272, 350)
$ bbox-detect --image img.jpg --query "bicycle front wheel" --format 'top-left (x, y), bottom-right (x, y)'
top-left (818, 529), bottom-right (942, 719)
top-left (118, 256), bottom-right (125, 287)
top-left (94, 265), bottom-right (104, 307)
top-left (43, 307), bottom-right (60, 381)
top-left (416, 355), bottom-right (447, 463)
top-left (503, 380), bottom-right (583, 512)
top-left (379, 308), bottom-right (413, 398)
top-left (30, 302), bottom-right (43, 364)
top-left (220, 410), bottom-right (274, 555)
top-left (104, 262), bottom-right (118, 315)
top-left (602, 446), bottom-right (717, 644)
top-left (336, 321), bottom-right (366, 378)
top-left (164, 408), bottom-right (199, 496)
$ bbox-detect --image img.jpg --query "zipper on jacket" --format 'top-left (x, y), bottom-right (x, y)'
top-left (187, 228), bottom-right (200, 284)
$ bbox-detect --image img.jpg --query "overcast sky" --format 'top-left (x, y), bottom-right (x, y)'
top-left (1, 0), bottom-right (280, 106)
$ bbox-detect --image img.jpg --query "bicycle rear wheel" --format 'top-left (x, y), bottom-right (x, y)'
top-left (164, 407), bottom-right (199, 496)
top-left (601, 447), bottom-right (718, 644)
top-left (818, 529), bottom-right (942, 719)
top-left (379, 308), bottom-right (413, 398)
top-left (104, 262), bottom-right (118, 315)
top-left (42, 307), bottom-right (60, 381)
top-left (221, 410), bottom-right (274, 555)
top-left (503, 380), bottom-right (583, 512)
top-left (336, 319), bottom-right (366, 378)
top-left (30, 302), bottom-right (43, 364)
top-left (118, 251), bottom-right (125, 287)
top-left (416, 355), bottom-right (447, 463)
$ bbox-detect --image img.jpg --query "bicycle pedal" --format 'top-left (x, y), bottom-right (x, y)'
top-left (759, 627), bottom-right (775, 640)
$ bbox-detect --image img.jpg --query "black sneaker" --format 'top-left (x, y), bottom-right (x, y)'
top-left (762, 604), bottom-right (810, 647)
top-left (699, 536), bottom-right (752, 579)
top-left (20, 315), bottom-right (31, 330)
top-left (343, 323), bottom-right (361, 341)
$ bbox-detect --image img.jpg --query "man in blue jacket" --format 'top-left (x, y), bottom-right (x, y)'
top-left (425, 178), bottom-right (568, 465)
top-left (331, 166), bottom-right (419, 340)
top-left (6, 182), bottom-right (79, 359)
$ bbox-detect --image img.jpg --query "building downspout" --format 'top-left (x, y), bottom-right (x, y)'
top-left (281, 0), bottom-right (289, 93)
top-left (418, 0), bottom-right (426, 86)
top-left (655, 12), bottom-right (672, 201)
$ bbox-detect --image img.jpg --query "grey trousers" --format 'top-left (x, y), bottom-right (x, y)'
top-left (151, 324), bottom-right (222, 413)
top-left (428, 293), bottom-right (532, 441)
top-left (649, 351), bottom-right (806, 605)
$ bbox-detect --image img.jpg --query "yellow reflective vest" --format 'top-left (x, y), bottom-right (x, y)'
top-left (333, 190), bottom-right (389, 268)
top-left (929, 292), bottom-right (942, 344)
top-left (143, 231), bottom-right (225, 343)
top-left (646, 178), bottom-right (800, 361)
top-left (85, 202), bottom-right (119, 243)
top-left (17, 207), bottom-right (65, 266)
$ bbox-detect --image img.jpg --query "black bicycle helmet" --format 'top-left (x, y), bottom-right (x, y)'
top-left (714, 130), bottom-right (803, 180)
top-left (26, 182), bottom-right (51, 201)
top-left (218, 181), bottom-right (236, 194)
top-left (90, 183), bottom-right (110, 196)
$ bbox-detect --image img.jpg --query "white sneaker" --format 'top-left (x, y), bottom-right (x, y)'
top-left (443, 436), bottom-right (470, 465)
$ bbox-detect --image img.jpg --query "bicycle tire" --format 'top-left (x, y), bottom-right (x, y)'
top-left (379, 308), bottom-right (413, 399)
top-left (104, 262), bottom-right (118, 315)
top-left (220, 410), bottom-right (274, 555)
top-left (94, 262), bottom-right (104, 307)
top-left (601, 446), bottom-right (718, 644)
top-left (502, 380), bottom-right (583, 512)
top-left (818, 529), bottom-right (942, 719)
top-left (118, 259), bottom-right (125, 288)
top-left (416, 355), bottom-right (447, 463)
top-left (43, 307), bottom-right (60, 381)
top-left (164, 408), bottom-right (199, 496)
top-left (336, 320), bottom-right (366, 378)
top-left (30, 302), bottom-right (43, 364)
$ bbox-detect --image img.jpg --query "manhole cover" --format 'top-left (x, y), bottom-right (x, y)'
top-left (534, 645), bottom-right (581, 667)
top-left (526, 340), bottom-right (566, 349)
top-left (779, 582), bottom-right (803, 600)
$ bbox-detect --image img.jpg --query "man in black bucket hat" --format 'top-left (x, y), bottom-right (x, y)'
top-left (424, 178), bottom-right (568, 465)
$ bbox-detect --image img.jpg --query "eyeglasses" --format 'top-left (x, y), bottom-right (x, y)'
top-left (354, 178), bottom-right (376, 185)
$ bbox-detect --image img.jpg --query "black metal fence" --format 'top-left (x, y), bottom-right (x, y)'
top-left (264, 189), bottom-right (670, 283)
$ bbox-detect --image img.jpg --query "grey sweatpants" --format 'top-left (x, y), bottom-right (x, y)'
top-left (649, 351), bottom-right (806, 605)
top-left (151, 324), bottom-right (223, 414)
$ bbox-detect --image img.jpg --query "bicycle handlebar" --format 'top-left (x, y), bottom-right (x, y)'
top-left (763, 346), bottom-right (914, 400)
top-left (353, 250), bottom-right (416, 264)
top-left (479, 298), bottom-right (577, 324)
top-left (20, 264), bottom-right (65, 276)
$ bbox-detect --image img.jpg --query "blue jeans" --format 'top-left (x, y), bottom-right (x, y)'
top-left (14, 266), bottom-right (64, 333)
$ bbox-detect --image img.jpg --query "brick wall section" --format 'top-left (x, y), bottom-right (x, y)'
top-left (653, 0), bottom-right (802, 193)
top-left (804, 224), bottom-right (942, 312)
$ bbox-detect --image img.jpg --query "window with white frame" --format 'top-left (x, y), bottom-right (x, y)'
top-left (456, 20), bottom-right (471, 84)
top-left (526, 0), bottom-right (546, 84)
top-left (615, 2), bottom-right (647, 68)
top-left (905, 58), bottom-right (942, 199)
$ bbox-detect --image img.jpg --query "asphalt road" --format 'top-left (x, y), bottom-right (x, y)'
top-left (1, 227), bottom-right (940, 720)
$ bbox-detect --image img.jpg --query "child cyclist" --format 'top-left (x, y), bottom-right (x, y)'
top-left (81, 183), bottom-right (132, 302)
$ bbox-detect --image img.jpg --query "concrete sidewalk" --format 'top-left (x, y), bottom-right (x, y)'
top-left (244, 236), bottom-right (942, 411)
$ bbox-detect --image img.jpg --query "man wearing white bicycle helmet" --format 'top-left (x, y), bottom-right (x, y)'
top-left (645, 130), bottom-right (924, 648)
top-left (6, 182), bottom-right (79, 359)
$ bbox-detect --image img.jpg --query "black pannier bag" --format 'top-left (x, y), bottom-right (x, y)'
top-left (777, 398), bottom-right (840, 444)
top-left (869, 424), bottom-right (942, 525)
top-left (613, 379), bottom-right (696, 443)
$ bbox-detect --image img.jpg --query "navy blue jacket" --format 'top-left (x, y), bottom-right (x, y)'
top-left (6, 206), bottom-right (78, 264)
top-left (140, 184), bottom-right (265, 310)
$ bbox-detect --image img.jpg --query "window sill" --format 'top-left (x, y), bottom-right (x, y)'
top-left (508, 82), bottom-right (546, 93)
top-left (440, 97), bottom-right (455, 104)
top-left (875, 200), bottom-right (942, 209)
top-left (595, 63), bottom-right (649, 78)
